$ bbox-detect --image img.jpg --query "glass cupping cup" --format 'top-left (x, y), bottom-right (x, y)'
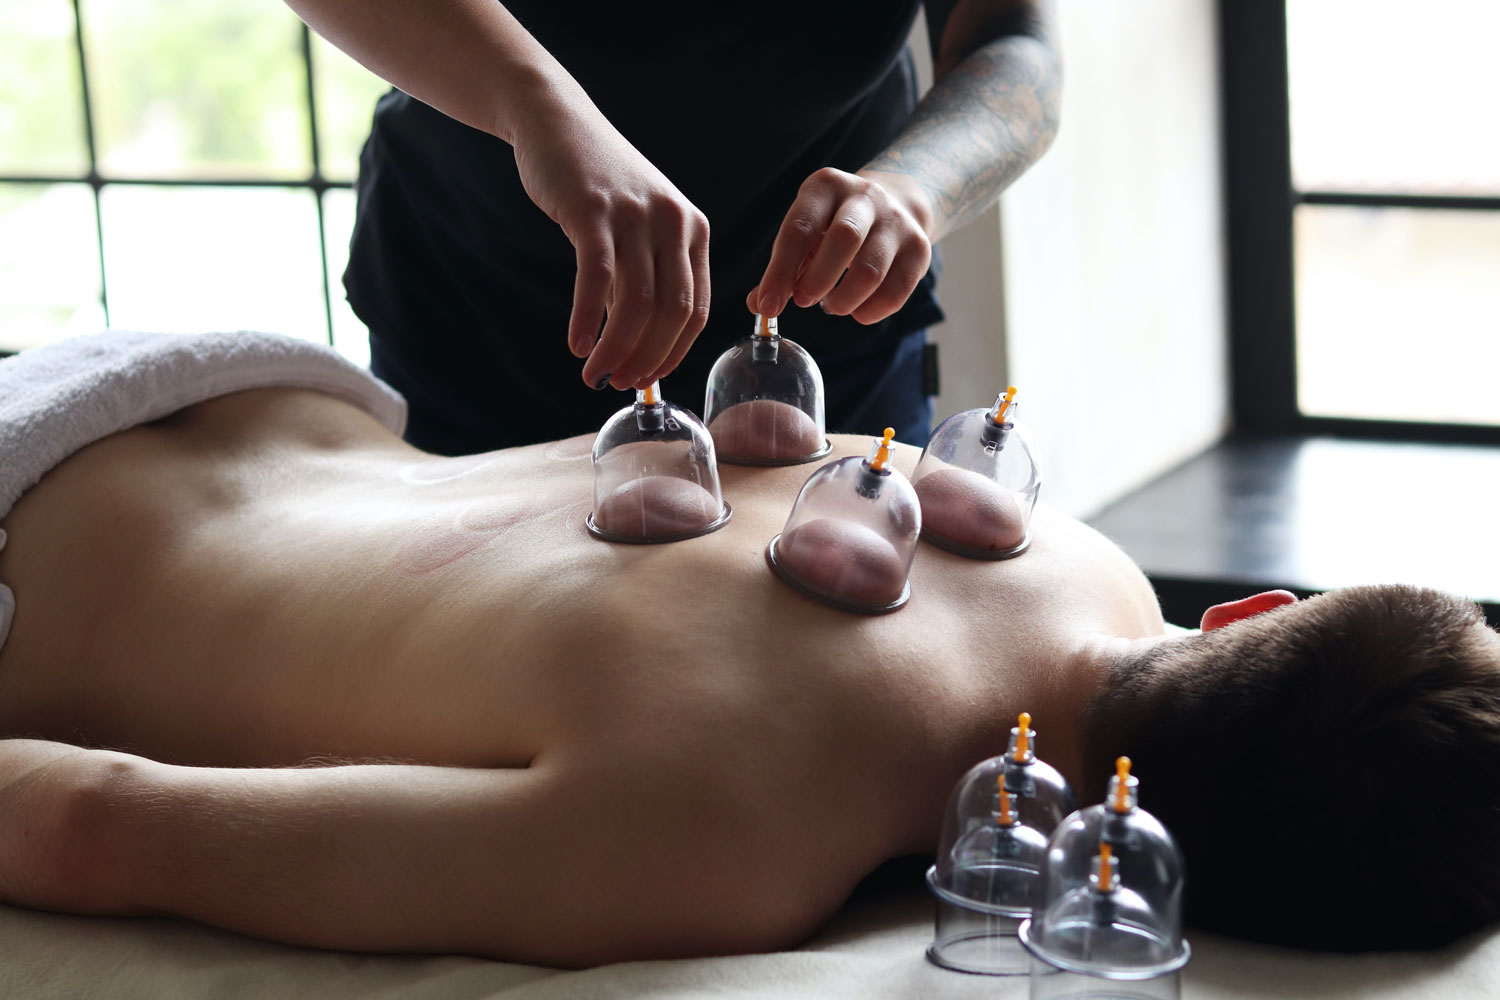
top-left (913, 387), bottom-right (1040, 560)
top-left (1019, 759), bottom-right (1190, 1000)
top-left (766, 429), bottom-right (920, 613)
top-left (587, 381), bottom-right (731, 543)
top-left (927, 713), bottom-right (1078, 975)
top-left (704, 314), bottom-right (831, 466)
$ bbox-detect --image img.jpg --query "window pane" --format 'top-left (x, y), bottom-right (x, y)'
top-left (322, 188), bottom-right (369, 366)
top-left (311, 34), bottom-right (387, 183)
top-left (99, 185), bottom-right (326, 342)
top-left (0, 183), bottom-right (103, 352)
top-left (1287, 1), bottom-right (1500, 195)
top-left (1296, 205), bottom-right (1500, 425)
top-left (0, 0), bottom-right (89, 175)
top-left (84, 0), bottom-right (311, 179)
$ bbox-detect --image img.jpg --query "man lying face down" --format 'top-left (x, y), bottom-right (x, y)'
top-left (0, 333), bottom-right (1496, 967)
top-left (1086, 585), bottom-right (1500, 951)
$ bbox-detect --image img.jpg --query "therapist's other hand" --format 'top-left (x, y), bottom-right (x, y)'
top-left (747, 168), bottom-right (933, 326)
top-left (512, 102), bottom-right (710, 390)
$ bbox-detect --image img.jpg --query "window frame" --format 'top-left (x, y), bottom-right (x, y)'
top-left (1218, 1), bottom-right (1500, 445)
top-left (0, 0), bottom-right (354, 351)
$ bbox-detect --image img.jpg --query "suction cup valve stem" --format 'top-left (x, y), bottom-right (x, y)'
top-left (1002, 710), bottom-right (1037, 799)
top-left (982, 385), bottom-right (1017, 448)
top-left (996, 774), bottom-right (1016, 827)
top-left (635, 381), bottom-right (666, 434)
top-left (989, 385), bottom-right (1018, 425)
top-left (1012, 711), bottom-right (1034, 763)
top-left (857, 428), bottom-right (896, 498)
top-left (1092, 757), bottom-right (1133, 895)
top-left (867, 427), bottom-right (895, 471)
top-left (1110, 756), bottom-right (1135, 814)
top-left (995, 710), bottom-right (1036, 826)
top-left (752, 313), bottom-right (780, 363)
top-left (1095, 842), bottom-right (1120, 894)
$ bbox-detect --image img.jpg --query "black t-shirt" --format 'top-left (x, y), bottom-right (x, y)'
top-left (345, 1), bottom-right (944, 452)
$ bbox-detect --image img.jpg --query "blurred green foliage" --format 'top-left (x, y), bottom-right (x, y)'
top-left (311, 33), bottom-right (390, 180)
top-left (0, 0), bottom-right (389, 179)
top-left (0, 1), bottom-right (89, 173)
top-left (0, 0), bottom-right (389, 349)
top-left (86, 0), bottom-right (311, 176)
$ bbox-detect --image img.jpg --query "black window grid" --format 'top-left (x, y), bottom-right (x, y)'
top-left (1219, 1), bottom-right (1500, 445)
top-left (0, 0), bottom-right (354, 351)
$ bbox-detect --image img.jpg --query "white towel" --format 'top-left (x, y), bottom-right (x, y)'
top-left (0, 330), bottom-right (406, 657)
top-left (0, 329), bottom-right (407, 522)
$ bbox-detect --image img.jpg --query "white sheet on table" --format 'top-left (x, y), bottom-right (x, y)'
top-left (2, 891), bottom-right (1497, 999)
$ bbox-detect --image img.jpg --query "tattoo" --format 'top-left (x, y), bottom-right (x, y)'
top-left (864, 32), bottom-right (1062, 239)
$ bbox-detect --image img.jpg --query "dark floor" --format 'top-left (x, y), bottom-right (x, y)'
top-left (1087, 435), bottom-right (1500, 627)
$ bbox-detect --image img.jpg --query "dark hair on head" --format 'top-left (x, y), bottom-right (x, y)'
top-left (1078, 585), bottom-right (1500, 951)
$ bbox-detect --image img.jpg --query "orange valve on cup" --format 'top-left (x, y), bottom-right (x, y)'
top-left (1112, 757), bottom-right (1134, 813)
top-left (703, 313), bottom-right (831, 466)
top-left (997, 776), bottom-right (1015, 828)
top-left (1095, 842), bottom-right (1117, 894)
top-left (868, 427), bottom-right (895, 469)
top-left (991, 385), bottom-right (1018, 425)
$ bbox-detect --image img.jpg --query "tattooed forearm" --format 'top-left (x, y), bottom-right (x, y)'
top-left (864, 30), bottom-right (1062, 240)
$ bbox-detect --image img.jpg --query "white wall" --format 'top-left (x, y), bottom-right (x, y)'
top-left (998, 0), bottom-right (1229, 517)
top-left (917, 1), bottom-right (1228, 518)
top-left (928, 202), bottom-right (1008, 422)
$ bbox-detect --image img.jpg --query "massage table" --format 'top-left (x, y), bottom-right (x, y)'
top-left (4, 876), bottom-right (1497, 998)
top-left (4, 336), bottom-right (1493, 994)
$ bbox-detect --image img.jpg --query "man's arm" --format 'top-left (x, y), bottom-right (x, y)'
top-left (0, 739), bottom-right (813, 966)
top-left (751, 0), bottom-right (1061, 325)
top-left (281, 0), bottom-right (710, 391)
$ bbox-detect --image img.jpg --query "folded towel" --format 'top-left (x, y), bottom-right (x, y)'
top-left (0, 330), bottom-right (407, 522)
top-left (0, 330), bottom-right (406, 658)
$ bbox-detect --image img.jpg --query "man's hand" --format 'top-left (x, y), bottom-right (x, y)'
top-left (513, 101), bottom-right (711, 391)
top-left (747, 168), bottom-right (934, 326)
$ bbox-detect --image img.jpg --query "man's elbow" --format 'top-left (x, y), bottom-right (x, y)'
top-left (933, 0), bottom-right (1059, 74)
top-left (3, 751), bottom-right (151, 917)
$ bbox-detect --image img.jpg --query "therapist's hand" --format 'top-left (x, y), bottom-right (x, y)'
top-left (512, 101), bottom-right (710, 390)
top-left (747, 167), bottom-right (934, 326)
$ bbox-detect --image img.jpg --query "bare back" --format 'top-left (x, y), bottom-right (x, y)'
top-left (0, 388), bottom-right (1162, 927)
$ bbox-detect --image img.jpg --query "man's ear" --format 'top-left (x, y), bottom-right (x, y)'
top-left (1201, 590), bottom-right (1298, 631)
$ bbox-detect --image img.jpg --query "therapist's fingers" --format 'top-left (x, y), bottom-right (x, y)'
top-left (848, 234), bottom-right (931, 325)
top-left (568, 231), bottom-right (612, 358)
top-left (790, 194), bottom-right (878, 307)
top-left (646, 225), bottom-right (711, 384)
top-left (618, 240), bottom-right (696, 389)
top-left (754, 171), bottom-right (841, 317)
top-left (581, 228), bottom-right (653, 389)
top-left (819, 223), bottom-right (898, 317)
